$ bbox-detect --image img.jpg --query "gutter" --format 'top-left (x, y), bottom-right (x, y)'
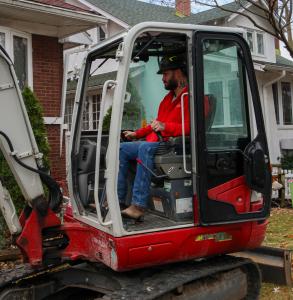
top-left (0, 0), bottom-right (108, 24)
top-left (263, 70), bottom-right (286, 89)
top-left (264, 64), bottom-right (293, 72)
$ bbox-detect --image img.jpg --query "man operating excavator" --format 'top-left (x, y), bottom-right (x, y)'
top-left (118, 54), bottom-right (190, 221)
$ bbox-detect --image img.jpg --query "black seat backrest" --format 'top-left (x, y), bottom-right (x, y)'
top-left (205, 94), bottom-right (217, 132)
top-left (78, 140), bottom-right (97, 174)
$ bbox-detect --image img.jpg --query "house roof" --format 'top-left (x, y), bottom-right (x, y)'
top-left (67, 71), bottom-right (116, 92)
top-left (85, 0), bottom-right (243, 26)
top-left (0, 0), bottom-right (107, 38)
top-left (67, 66), bottom-right (142, 91)
top-left (276, 55), bottom-right (293, 67)
top-left (253, 55), bottom-right (293, 71)
top-left (30, 0), bottom-right (94, 13)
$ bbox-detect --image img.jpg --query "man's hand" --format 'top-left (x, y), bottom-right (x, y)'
top-left (123, 130), bottom-right (137, 140)
top-left (151, 120), bottom-right (165, 132)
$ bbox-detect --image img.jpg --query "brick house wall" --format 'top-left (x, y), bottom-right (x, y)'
top-left (32, 35), bottom-right (66, 182)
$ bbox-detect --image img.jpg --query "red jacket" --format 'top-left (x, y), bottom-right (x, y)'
top-left (135, 87), bottom-right (190, 142)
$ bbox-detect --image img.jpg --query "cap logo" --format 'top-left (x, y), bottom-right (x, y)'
top-left (169, 56), bottom-right (177, 62)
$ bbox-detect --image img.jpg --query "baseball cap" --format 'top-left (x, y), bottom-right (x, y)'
top-left (157, 54), bottom-right (186, 74)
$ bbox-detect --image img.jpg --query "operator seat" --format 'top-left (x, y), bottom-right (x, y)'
top-left (77, 138), bottom-right (107, 207)
top-left (153, 94), bottom-right (216, 180)
top-left (149, 95), bottom-right (216, 221)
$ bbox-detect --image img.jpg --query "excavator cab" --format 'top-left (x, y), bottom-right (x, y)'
top-left (0, 22), bottom-right (275, 299)
top-left (69, 22), bottom-right (271, 238)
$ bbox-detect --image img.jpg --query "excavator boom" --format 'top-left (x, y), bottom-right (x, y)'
top-left (0, 46), bottom-right (46, 234)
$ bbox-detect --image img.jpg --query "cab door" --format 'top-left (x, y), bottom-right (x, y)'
top-left (193, 32), bottom-right (272, 225)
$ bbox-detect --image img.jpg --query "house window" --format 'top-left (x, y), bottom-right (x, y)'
top-left (0, 27), bottom-right (32, 89)
top-left (13, 36), bottom-right (28, 90)
top-left (282, 82), bottom-right (293, 125)
top-left (0, 32), bottom-right (5, 48)
top-left (246, 31), bottom-right (254, 52)
top-left (92, 95), bottom-right (100, 130)
top-left (272, 83), bottom-right (279, 124)
top-left (208, 81), bottom-right (223, 126)
top-left (206, 77), bottom-right (244, 127)
top-left (274, 81), bottom-right (293, 126)
top-left (257, 33), bottom-right (264, 55)
top-left (99, 27), bottom-right (106, 41)
top-left (244, 30), bottom-right (264, 56)
top-left (64, 96), bottom-right (75, 131)
top-left (64, 93), bottom-right (101, 131)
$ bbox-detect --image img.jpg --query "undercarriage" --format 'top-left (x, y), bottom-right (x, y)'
top-left (0, 256), bottom-right (261, 300)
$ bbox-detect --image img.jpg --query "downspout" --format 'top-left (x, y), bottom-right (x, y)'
top-left (262, 70), bottom-right (286, 161)
top-left (59, 51), bottom-right (69, 157)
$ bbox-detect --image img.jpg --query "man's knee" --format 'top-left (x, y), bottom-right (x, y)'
top-left (120, 142), bottom-right (134, 154)
top-left (138, 142), bottom-right (150, 152)
top-left (138, 142), bottom-right (157, 157)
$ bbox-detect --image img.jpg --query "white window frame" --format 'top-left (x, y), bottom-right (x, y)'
top-left (0, 26), bottom-right (33, 88)
top-left (206, 76), bottom-right (244, 128)
top-left (64, 92), bottom-right (101, 132)
top-left (277, 81), bottom-right (293, 128)
top-left (243, 28), bottom-right (265, 57)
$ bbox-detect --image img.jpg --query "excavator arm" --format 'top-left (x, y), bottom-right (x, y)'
top-left (0, 45), bottom-right (62, 264)
top-left (0, 46), bottom-right (45, 212)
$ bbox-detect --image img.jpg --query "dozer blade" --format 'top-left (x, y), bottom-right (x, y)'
top-left (0, 180), bottom-right (22, 235)
top-left (231, 246), bottom-right (292, 287)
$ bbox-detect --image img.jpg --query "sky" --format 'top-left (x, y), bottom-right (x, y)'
top-left (140, 0), bottom-right (293, 61)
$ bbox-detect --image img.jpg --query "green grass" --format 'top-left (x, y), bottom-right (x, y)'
top-left (260, 208), bottom-right (293, 300)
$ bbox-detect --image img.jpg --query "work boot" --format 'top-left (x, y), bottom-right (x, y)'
top-left (121, 204), bottom-right (144, 221)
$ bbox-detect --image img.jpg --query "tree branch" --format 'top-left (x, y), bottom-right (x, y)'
top-left (193, 0), bottom-right (293, 58)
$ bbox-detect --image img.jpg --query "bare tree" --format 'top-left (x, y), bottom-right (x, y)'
top-left (194, 0), bottom-right (293, 58)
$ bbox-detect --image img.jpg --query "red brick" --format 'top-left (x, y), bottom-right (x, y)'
top-left (32, 35), bottom-right (67, 189)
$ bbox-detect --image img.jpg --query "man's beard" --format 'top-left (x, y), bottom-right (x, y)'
top-left (164, 78), bottom-right (178, 90)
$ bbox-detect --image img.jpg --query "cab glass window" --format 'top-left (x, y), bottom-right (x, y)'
top-left (203, 39), bottom-right (250, 150)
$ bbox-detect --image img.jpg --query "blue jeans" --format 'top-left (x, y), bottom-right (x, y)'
top-left (118, 141), bottom-right (160, 208)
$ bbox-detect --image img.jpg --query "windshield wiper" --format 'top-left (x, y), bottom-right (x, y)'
top-left (90, 57), bottom-right (109, 76)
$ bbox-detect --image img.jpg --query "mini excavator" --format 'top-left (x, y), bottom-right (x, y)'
top-left (0, 22), bottom-right (273, 299)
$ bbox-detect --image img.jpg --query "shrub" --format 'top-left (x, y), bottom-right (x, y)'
top-left (102, 79), bottom-right (145, 131)
top-left (280, 154), bottom-right (293, 170)
top-left (0, 87), bottom-right (50, 248)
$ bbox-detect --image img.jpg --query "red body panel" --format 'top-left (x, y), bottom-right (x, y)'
top-left (16, 175), bottom-right (268, 270)
top-left (17, 208), bottom-right (61, 266)
top-left (60, 214), bottom-right (267, 271)
top-left (208, 176), bottom-right (264, 213)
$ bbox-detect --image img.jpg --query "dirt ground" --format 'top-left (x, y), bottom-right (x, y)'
top-left (260, 208), bottom-right (293, 300)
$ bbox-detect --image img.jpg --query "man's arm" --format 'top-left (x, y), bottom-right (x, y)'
top-left (134, 125), bottom-right (153, 139)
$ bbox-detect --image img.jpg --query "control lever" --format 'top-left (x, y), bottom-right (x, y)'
top-left (155, 131), bottom-right (163, 142)
top-left (136, 159), bottom-right (167, 179)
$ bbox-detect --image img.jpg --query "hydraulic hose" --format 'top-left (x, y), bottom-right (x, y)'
top-left (0, 131), bottom-right (62, 212)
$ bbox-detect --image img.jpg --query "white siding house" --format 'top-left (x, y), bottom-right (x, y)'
top-left (64, 0), bottom-right (293, 165)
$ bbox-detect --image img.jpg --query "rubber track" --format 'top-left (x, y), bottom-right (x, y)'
top-left (0, 256), bottom-right (261, 300)
top-left (108, 256), bottom-right (261, 299)
top-left (0, 264), bottom-right (36, 289)
top-left (0, 263), bottom-right (71, 290)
